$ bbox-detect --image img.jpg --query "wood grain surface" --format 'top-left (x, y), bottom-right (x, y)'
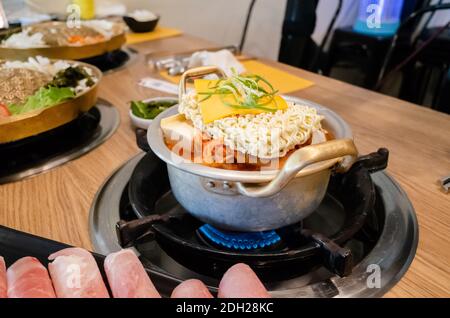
top-left (0, 34), bottom-right (449, 297)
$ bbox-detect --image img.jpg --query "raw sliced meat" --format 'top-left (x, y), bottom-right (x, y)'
top-left (48, 247), bottom-right (109, 298)
top-left (6, 257), bottom-right (56, 298)
top-left (171, 279), bottom-right (213, 298)
top-left (104, 249), bottom-right (160, 298)
top-left (218, 263), bottom-right (270, 298)
top-left (0, 256), bottom-right (6, 298)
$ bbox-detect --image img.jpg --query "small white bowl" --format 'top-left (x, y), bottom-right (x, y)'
top-left (129, 97), bottom-right (178, 130)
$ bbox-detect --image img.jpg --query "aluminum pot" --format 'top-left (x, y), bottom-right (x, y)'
top-left (147, 66), bottom-right (358, 232)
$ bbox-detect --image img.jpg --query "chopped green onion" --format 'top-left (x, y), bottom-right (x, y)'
top-left (197, 69), bottom-right (279, 112)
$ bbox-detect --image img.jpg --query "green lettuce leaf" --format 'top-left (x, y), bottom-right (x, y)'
top-left (8, 86), bottom-right (75, 115)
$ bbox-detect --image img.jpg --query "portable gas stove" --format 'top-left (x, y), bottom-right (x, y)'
top-left (0, 99), bottom-right (119, 184)
top-left (80, 48), bottom-right (138, 74)
top-left (89, 132), bottom-right (418, 298)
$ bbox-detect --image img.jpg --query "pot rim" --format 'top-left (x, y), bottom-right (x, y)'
top-left (147, 96), bottom-right (353, 183)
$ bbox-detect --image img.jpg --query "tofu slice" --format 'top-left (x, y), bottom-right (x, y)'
top-left (160, 114), bottom-right (197, 144)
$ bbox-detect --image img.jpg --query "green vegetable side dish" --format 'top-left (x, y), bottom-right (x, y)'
top-left (131, 99), bottom-right (177, 120)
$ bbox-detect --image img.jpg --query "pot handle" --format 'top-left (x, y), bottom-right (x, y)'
top-left (235, 139), bottom-right (358, 198)
top-left (178, 66), bottom-right (226, 103)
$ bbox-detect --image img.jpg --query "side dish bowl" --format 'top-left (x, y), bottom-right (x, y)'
top-left (129, 97), bottom-right (177, 129)
top-left (123, 15), bottom-right (160, 33)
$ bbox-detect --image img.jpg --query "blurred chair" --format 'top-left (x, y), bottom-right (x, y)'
top-left (377, 4), bottom-right (450, 114)
top-left (398, 28), bottom-right (450, 113)
top-left (278, 0), bottom-right (319, 69)
top-left (320, 0), bottom-right (428, 89)
top-left (434, 69), bottom-right (450, 113)
top-left (321, 26), bottom-right (393, 88)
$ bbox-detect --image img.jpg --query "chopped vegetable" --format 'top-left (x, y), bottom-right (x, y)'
top-left (8, 87), bottom-right (75, 115)
top-left (131, 100), bottom-right (176, 120)
top-left (197, 68), bottom-right (279, 112)
top-left (0, 103), bottom-right (11, 117)
top-left (67, 35), bottom-right (105, 45)
top-left (67, 35), bottom-right (84, 44)
top-left (46, 66), bottom-right (94, 89)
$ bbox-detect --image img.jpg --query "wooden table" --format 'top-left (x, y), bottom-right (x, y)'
top-left (1, 34), bottom-right (449, 298)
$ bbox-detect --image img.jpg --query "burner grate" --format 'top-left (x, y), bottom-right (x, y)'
top-left (198, 224), bottom-right (281, 250)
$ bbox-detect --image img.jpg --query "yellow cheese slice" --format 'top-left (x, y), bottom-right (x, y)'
top-left (194, 79), bottom-right (288, 124)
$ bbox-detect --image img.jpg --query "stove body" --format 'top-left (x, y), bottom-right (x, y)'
top-left (80, 48), bottom-right (137, 74)
top-left (0, 99), bottom-right (119, 184)
top-left (89, 148), bottom-right (418, 297)
top-left (0, 47), bottom-right (137, 184)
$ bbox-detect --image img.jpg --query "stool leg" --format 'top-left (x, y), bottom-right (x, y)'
top-left (321, 36), bottom-right (337, 76)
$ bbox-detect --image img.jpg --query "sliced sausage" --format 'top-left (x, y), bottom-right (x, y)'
top-left (0, 256), bottom-right (7, 298)
top-left (218, 263), bottom-right (270, 298)
top-left (171, 279), bottom-right (213, 298)
top-left (104, 249), bottom-right (160, 298)
top-left (7, 257), bottom-right (56, 298)
top-left (48, 247), bottom-right (109, 298)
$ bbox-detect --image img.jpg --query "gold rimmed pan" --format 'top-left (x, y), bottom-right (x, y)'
top-left (0, 60), bottom-right (102, 144)
top-left (0, 22), bottom-right (126, 61)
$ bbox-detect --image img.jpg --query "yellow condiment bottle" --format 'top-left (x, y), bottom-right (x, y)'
top-left (73, 0), bottom-right (95, 20)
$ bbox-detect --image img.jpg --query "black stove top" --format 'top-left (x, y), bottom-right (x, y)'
top-left (0, 100), bottom-right (119, 184)
top-left (0, 107), bottom-right (100, 178)
top-left (89, 134), bottom-right (418, 297)
top-left (80, 49), bottom-right (132, 73)
top-left (115, 147), bottom-right (387, 281)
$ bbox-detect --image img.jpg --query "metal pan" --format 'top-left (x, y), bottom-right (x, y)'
top-left (0, 60), bottom-right (102, 144)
